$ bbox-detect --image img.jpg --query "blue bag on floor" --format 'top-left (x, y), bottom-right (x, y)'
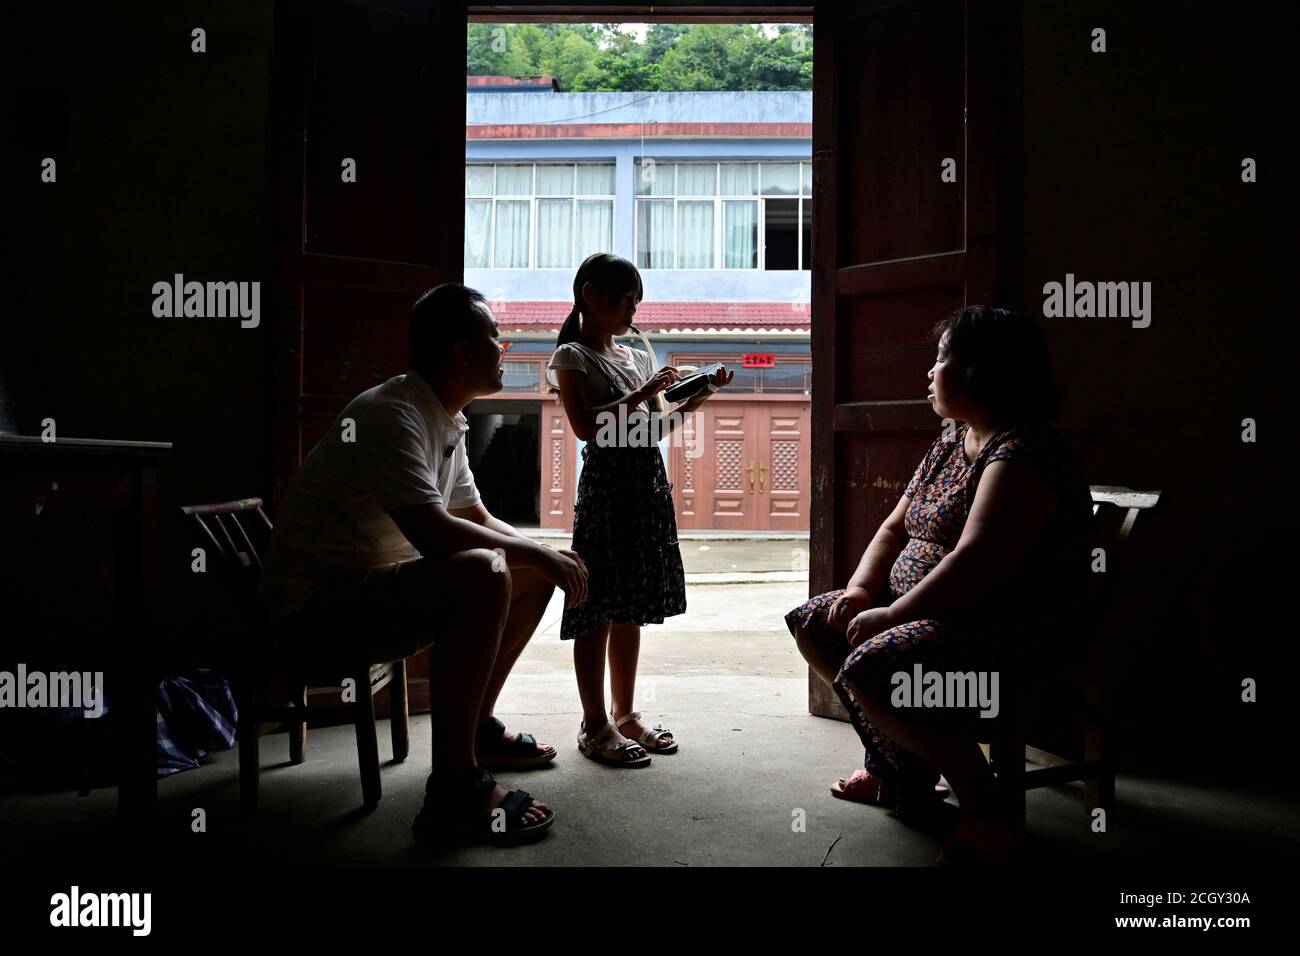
top-left (156, 666), bottom-right (238, 777)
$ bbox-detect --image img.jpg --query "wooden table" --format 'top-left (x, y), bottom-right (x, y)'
top-left (0, 435), bottom-right (171, 827)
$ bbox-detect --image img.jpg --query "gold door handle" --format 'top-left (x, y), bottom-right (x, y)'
top-left (747, 460), bottom-right (755, 494)
top-left (759, 461), bottom-right (766, 494)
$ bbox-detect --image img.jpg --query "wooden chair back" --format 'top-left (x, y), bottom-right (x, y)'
top-left (1085, 485), bottom-right (1162, 639)
top-left (177, 498), bottom-right (273, 618)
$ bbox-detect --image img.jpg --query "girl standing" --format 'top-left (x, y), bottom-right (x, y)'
top-left (546, 253), bottom-right (732, 767)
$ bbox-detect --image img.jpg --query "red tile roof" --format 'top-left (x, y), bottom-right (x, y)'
top-left (467, 75), bottom-right (560, 91)
top-left (486, 300), bottom-right (812, 332)
top-left (467, 122), bottom-right (811, 140)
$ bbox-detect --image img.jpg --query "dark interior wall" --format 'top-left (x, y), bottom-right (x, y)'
top-left (2, 1), bottom-right (277, 647)
top-left (1018, 1), bottom-right (1294, 770)
top-left (3, 0), bottom-right (1293, 769)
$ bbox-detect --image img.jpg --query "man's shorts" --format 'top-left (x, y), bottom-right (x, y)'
top-left (271, 559), bottom-right (437, 667)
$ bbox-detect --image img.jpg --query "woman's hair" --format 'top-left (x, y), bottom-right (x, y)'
top-left (549, 253), bottom-right (644, 393)
top-left (929, 305), bottom-right (1062, 425)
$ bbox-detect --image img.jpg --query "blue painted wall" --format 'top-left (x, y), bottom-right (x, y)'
top-left (467, 90), bottom-right (811, 126)
top-left (466, 92), bottom-right (813, 490)
top-left (466, 91), bottom-right (813, 305)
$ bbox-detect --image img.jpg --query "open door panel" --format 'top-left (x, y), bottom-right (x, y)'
top-left (809, 0), bottom-right (1016, 718)
top-left (272, 0), bottom-right (468, 507)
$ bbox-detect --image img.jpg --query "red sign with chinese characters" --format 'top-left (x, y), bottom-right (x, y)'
top-left (742, 353), bottom-right (775, 368)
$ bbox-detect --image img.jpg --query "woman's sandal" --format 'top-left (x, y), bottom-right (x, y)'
top-left (613, 711), bottom-right (678, 755)
top-left (413, 766), bottom-right (554, 847)
top-left (830, 768), bottom-right (892, 805)
top-left (475, 715), bottom-right (557, 770)
top-left (578, 720), bottom-right (652, 768)
top-left (830, 769), bottom-right (954, 823)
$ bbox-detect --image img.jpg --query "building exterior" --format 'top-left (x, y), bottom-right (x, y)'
top-left (465, 80), bottom-right (812, 532)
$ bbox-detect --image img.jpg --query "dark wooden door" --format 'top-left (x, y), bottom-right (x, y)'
top-left (272, 0), bottom-right (468, 506)
top-left (809, 0), bottom-right (1016, 717)
top-left (271, 0), bottom-right (468, 714)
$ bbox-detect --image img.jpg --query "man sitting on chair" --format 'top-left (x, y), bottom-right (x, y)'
top-left (260, 283), bottom-right (588, 845)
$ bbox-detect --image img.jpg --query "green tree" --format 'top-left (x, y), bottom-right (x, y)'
top-left (467, 23), bottom-right (533, 77)
top-left (748, 25), bottom-right (812, 90)
top-left (571, 31), bottom-right (659, 92)
top-left (659, 24), bottom-right (749, 91)
top-left (509, 23), bottom-right (549, 75)
top-left (539, 30), bottom-right (600, 90)
top-left (644, 23), bottom-right (687, 62)
top-left (467, 22), bottom-right (812, 93)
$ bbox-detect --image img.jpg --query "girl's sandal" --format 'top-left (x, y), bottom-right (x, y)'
top-left (578, 720), bottom-right (652, 768)
top-left (613, 710), bottom-right (678, 754)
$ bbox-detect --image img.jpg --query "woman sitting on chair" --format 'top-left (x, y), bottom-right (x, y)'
top-left (785, 305), bottom-right (1091, 864)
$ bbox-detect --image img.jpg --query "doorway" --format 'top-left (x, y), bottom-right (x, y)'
top-left (465, 399), bottom-right (541, 526)
top-left (276, 0), bottom-right (1007, 724)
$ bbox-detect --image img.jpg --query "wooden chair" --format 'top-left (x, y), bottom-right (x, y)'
top-left (986, 485), bottom-right (1162, 834)
top-left (178, 498), bottom-right (410, 811)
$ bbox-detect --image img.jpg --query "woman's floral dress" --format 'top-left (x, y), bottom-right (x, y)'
top-left (784, 423), bottom-right (1091, 799)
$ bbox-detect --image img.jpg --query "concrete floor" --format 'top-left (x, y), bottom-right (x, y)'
top-left (3, 539), bottom-right (1296, 867)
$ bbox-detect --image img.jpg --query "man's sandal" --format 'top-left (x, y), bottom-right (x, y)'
top-left (613, 711), bottom-right (678, 755)
top-left (413, 767), bottom-right (554, 847)
top-left (578, 720), bottom-right (652, 768)
top-left (475, 715), bottom-right (557, 770)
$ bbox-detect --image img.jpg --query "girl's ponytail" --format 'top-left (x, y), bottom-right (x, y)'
top-left (556, 304), bottom-right (581, 347)
top-left (548, 303), bottom-right (581, 394)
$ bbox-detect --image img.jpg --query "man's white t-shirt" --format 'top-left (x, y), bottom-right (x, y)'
top-left (260, 370), bottom-right (481, 619)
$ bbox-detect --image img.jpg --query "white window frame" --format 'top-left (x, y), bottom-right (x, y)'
top-left (634, 160), bottom-right (812, 271)
top-left (465, 161), bottom-right (617, 271)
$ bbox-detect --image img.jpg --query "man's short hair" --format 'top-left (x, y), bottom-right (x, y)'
top-left (409, 283), bottom-right (488, 370)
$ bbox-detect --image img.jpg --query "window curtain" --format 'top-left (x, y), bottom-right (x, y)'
top-left (720, 163), bottom-right (758, 195)
top-left (676, 200), bottom-right (714, 269)
top-left (493, 200), bottom-right (530, 268)
top-left (537, 199), bottom-right (572, 268)
top-left (761, 163), bottom-right (801, 196)
top-left (465, 165), bottom-right (494, 195)
top-left (576, 164), bottom-right (615, 195)
top-left (464, 200), bottom-right (492, 268)
top-left (637, 161), bottom-right (675, 196)
top-left (576, 200), bottom-right (613, 261)
top-left (537, 165), bottom-right (572, 195)
top-left (637, 200), bottom-right (673, 269)
top-left (495, 164), bottom-right (533, 195)
top-left (677, 164), bottom-right (715, 195)
top-left (723, 200), bottom-right (757, 269)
